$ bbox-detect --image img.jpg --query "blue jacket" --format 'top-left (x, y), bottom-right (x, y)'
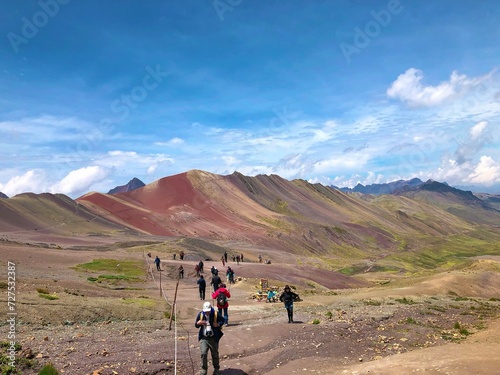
top-left (195, 308), bottom-right (224, 342)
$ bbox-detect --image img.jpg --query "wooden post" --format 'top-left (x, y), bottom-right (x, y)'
top-left (169, 277), bottom-right (180, 330)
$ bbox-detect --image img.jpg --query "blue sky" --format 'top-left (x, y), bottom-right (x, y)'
top-left (1, 0), bottom-right (499, 197)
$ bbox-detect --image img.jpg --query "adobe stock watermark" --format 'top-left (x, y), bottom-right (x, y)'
top-left (339, 0), bottom-right (403, 64)
top-left (213, 0), bottom-right (243, 21)
top-left (7, 0), bottom-right (70, 54)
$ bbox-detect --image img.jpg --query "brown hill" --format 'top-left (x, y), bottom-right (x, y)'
top-left (0, 192), bottom-right (134, 245)
top-left (75, 170), bottom-right (500, 274)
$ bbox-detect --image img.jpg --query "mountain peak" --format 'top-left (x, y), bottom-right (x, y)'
top-left (108, 177), bottom-right (145, 195)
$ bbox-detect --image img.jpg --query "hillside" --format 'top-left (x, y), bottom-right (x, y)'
top-left (0, 171), bottom-right (499, 374)
top-left (75, 170), bottom-right (500, 274)
top-left (395, 180), bottom-right (500, 226)
top-left (0, 192), bottom-right (135, 245)
top-left (0, 170), bottom-right (498, 275)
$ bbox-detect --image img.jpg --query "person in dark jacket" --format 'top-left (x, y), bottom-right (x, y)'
top-left (154, 256), bottom-right (161, 271)
top-left (195, 302), bottom-right (224, 375)
top-left (279, 285), bottom-right (299, 323)
top-left (211, 272), bottom-right (222, 293)
top-left (197, 275), bottom-right (206, 300)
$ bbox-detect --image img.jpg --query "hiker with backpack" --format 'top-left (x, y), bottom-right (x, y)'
top-left (195, 301), bottom-right (224, 375)
top-left (212, 283), bottom-right (231, 325)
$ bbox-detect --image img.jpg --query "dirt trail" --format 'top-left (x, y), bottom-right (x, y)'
top-left (1, 242), bottom-right (499, 374)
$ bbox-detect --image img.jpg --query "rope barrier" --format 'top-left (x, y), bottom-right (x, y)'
top-left (143, 251), bottom-right (196, 375)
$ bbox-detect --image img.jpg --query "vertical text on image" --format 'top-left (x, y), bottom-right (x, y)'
top-left (6, 261), bottom-right (17, 368)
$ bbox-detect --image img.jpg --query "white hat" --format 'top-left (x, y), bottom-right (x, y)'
top-left (202, 302), bottom-right (212, 312)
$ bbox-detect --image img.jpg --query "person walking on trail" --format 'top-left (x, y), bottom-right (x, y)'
top-left (211, 272), bottom-right (222, 293)
top-left (199, 260), bottom-right (204, 273)
top-left (221, 256), bottom-right (225, 267)
top-left (195, 302), bottom-right (224, 375)
top-left (226, 267), bottom-right (235, 284)
top-left (195, 264), bottom-right (200, 277)
top-left (212, 283), bottom-right (231, 325)
top-left (178, 265), bottom-right (184, 279)
top-left (154, 256), bottom-right (161, 271)
top-left (197, 275), bottom-right (206, 300)
top-left (224, 251), bottom-right (228, 263)
top-left (279, 285), bottom-right (299, 323)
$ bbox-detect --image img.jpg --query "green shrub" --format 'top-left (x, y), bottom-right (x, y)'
top-left (39, 363), bottom-right (59, 375)
top-left (395, 297), bottom-right (416, 305)
top-left (406, 317), bottom-right (417, 324)
top-left (38, 293), bottom-right (59, 300)
top-left (459, 328), bottom-right (470, 336)
top-left (312, 319), bottom-right (320, 325)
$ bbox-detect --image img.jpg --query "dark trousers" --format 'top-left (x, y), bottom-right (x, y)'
top-left (217, 306), bottom-right (228, 324)
top-left (199, 288), bottom-right (206, 300)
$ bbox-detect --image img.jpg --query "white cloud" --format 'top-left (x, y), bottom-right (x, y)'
top-left (221, 156), bottom-right (239, 166)
top-left (147, 165), bottom-right (158, 174)
top-left (0, 170), bottom-right (49, 196)
top-left (387, 68), bottom-right (491, 108)
top-left (51, 166), bottom-right (109, 196)
top-left (470, 121), bottom-right (488, 140)
top-left (154, 137), bottom-right (185, 146)
top-left (313, 154), bottom-right (369, 173)
top-left (468, 156), bottom-right (500, 185)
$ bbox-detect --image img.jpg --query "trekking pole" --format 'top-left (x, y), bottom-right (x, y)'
top-left (169, 277), bottom-right (180, 330)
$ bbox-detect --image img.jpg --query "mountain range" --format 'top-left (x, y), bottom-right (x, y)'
top-left (334, 178), bottom-right (425, 195)
top-left (1, 170), bottom-right (498, 275)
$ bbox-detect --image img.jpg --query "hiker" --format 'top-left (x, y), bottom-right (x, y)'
top-left (179, 250), bottom-right (184, 260)
top-left (195, 302), bottom-right (224, 375)
top-left (240, 253), bottom-right (244, 262)
top-left (197, 275), bottom-right (206, 300)
top-left (199, 260), bottom-right (204, 273)
top-left (267, 290), bottom-right (277, 303)
top-left (178, 265), bottom-right (184, 279)
top-left (226, 267), bottom-right (235, 284)
top-left (211, 265), bottom-right (217, 276)
top-left (195, 264), bottom-right (201, 277)
top-left (221, 256), bottom-right (225, 267)
top-left (212, 283), bottom-right (231, 325)
top-left (279, 285), bottom-right (299, 323)
top-left (173, 253), bottom-right (176, 260)
top-left (258, 254), bottom-right (262, 263)
top-left (224, 251), bottom-right (228, 263)
top-left (154, 256), bottom-right (161, 271)
top-left (211, 272), bottom-right (222, 293)
top-left (236, 255), bottom-right (240, 265)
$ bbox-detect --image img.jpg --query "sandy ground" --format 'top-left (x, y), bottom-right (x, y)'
top-left (0, 239), bottom-right (499, 375)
